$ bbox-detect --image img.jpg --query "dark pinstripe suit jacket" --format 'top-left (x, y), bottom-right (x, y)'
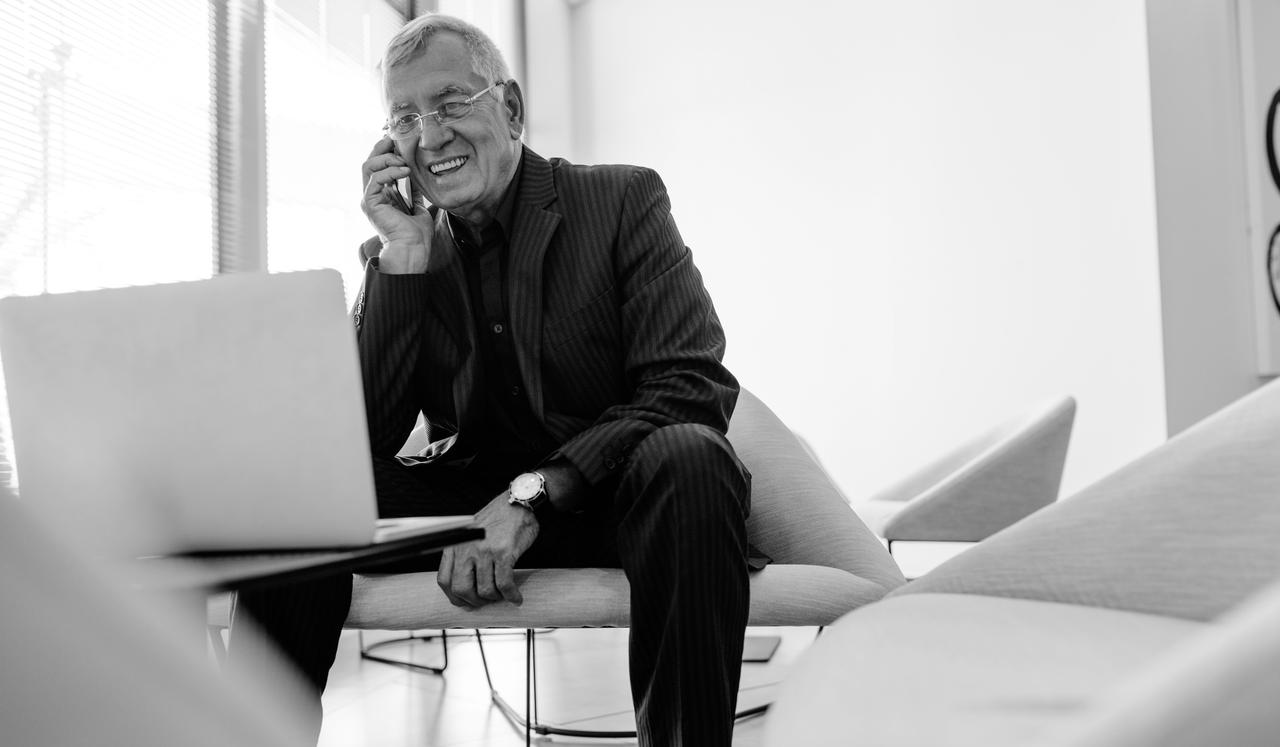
top-left (352, 146), bottom-right (738, 489)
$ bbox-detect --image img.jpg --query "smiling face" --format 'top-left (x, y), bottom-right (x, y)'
top-left (384, 32), bottom-right (524, 226)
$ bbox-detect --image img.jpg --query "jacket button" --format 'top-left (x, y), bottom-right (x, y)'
top-left (604, 458), bottom-right (617, 470)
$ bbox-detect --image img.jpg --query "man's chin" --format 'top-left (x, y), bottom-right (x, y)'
top-left (423, 185), bottom-right (477, 211)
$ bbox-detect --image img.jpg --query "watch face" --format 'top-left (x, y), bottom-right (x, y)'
top-left (511, 472), bottom-right (543, 501)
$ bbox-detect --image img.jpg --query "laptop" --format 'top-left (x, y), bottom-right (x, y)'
top-left (0, 269), bottom-right (472, 557)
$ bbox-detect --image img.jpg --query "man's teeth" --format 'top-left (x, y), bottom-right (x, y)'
top-left (429, 156), bottom-right (467, 175)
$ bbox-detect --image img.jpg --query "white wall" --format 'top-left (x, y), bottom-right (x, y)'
top-left (532, 0), bottom-right (1167, 500)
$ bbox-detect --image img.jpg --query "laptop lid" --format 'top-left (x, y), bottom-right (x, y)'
top-left (0, 269), bottom-right (378, 557)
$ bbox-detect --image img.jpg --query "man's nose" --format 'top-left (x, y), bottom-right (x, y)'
top-left (417, 118), bottom-right (453, 151)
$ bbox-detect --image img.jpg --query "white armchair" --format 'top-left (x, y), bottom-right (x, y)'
top-left (213, 388), bottom-right (904, 740)
top-left (853, 396), bottom-right (1076, 544)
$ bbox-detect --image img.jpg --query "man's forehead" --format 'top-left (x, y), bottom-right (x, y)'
top-left (385, 35), bottom-right (485, 112)
top-left (386, 54), bottom-right (486, 111)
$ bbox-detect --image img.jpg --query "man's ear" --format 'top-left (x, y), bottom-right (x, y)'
top-left (503, 80), bottom-right (526, 139)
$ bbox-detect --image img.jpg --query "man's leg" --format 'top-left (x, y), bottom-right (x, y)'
top-left (228, 575), bottom-right (351, 742)
top-left (612, 424), bottom-right (752, 747)
top-left (227, 456), bottom-right (492, 741)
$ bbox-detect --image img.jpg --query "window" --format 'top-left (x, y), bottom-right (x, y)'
top-left (0, 2), bottom-right (215, 490)
top-left (0, 3), bottom-right (214, 296)
top-left (264, 0), bottom-right (406, 306)
top-left (0, 1), bottom-right (521, 493)
top-left (0, 0), bottom-right (410, 492)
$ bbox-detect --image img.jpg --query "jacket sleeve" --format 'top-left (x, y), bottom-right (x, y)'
top-left (549, 167), bottom-right (739, 487)
top-left (352, 254), bottom-right (432, 458)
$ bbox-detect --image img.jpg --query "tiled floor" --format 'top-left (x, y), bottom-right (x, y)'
top-left (316, 626), bottom-right (820, 746)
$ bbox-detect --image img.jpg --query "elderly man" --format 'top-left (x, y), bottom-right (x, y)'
top-left (233, 12), bottom-right (751, 747)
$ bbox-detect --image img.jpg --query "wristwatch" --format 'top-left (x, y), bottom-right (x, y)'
top-left (508, 471), bottom-right (551, 516)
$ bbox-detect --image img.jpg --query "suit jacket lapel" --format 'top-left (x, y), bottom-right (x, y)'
top-left (507, 147), bottom-right (560, 424)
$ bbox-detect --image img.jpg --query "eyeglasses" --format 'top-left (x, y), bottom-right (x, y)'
top-left (382, 81), bottom-right (507, 141)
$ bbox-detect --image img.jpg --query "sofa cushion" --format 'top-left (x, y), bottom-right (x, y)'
top-left (346, 564), bottom-right (887, 630)
top-left (1046, 577), bottom-right (1280, 747)
top-left (764, 593), bottom-right (1203, 747)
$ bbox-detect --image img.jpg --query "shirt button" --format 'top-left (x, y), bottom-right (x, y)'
top-left (492, 322), bottom-right (504, 334)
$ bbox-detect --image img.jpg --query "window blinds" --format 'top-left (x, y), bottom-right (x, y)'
top-left (0, 1), bottom-right (214, 296)
top-left (0, 2), bottom-right (214, 491)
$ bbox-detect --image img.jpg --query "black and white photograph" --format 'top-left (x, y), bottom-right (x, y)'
top-left (1, 1), bottom-right (1278, 745)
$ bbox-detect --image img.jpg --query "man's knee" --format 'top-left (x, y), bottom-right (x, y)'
top-left (625, 424), bottom-right (751, 510)
top-left (633, 423), bottom-right (730, 467)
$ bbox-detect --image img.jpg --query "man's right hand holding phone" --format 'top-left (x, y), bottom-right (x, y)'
top-left (360, 137), bottom-right (434, 274)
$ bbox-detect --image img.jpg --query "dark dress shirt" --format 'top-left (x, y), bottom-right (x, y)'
top-left (448, 162), bottom-right (556, 477)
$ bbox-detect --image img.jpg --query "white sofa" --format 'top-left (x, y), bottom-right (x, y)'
top-left (765, 378), bottom-right (1280, 746)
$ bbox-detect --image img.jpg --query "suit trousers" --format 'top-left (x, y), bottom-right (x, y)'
top-left (230, 422), bottom-right (752, 747)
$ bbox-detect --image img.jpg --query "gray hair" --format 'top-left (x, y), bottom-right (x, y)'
top-left (382, 13), bottom-right (511, 89)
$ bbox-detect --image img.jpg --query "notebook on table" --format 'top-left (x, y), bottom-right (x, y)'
top-left (0, 269), bottom-right (472, 558)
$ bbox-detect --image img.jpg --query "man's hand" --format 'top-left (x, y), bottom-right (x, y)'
top-left (437, 493), bottom-right (539, 608)
top-left (360, 137), bottom-right (434, 274)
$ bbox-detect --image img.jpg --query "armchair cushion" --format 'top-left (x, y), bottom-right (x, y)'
top-left (349, 564), bottom-right (885, 630)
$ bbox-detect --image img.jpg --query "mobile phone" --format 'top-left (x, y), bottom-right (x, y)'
top-left (382, 176), bottom-right (414, 215)
top-left (396, 176), bottom-right (414, 213)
